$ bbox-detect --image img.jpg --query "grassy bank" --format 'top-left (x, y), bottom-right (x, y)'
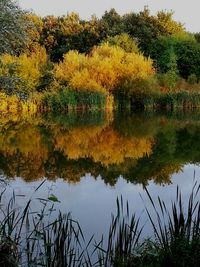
top-left (1, 182), bottom-right (200, 266)
top-left (2, 89), bottom-right (200, 115)
top-left (0, 90), bottom-right (113, 114)
top-left (116, 91), bottom-right (200, 111)
top-left (42, 88), bottom-right (111, 111)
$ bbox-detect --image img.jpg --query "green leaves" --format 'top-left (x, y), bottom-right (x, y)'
top-left (0, 0), bottom-right (28, 55)
top-left (150, 35), bottom-right (200, 79)
top-left (42, 88), bottom-right (106, 111)
top-left (48, 194), bottom-right (60, 203)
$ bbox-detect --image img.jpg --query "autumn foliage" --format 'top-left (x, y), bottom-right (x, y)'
top-left (1, 4), bottom-right (200, 112)
top-left (54, 43), bottom-right (154, 94)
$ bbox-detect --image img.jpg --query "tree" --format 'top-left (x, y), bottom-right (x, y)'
top-left (123, 7), bottom-right (185, 56)
top-left (0, 0), bottom-right (27, 54)
top-left (194, 33), bottom-right (200, 43)
top-left (24, 13), bottom-right (44, 53)
top-left (156, 10), bottom-right (184, 35)
top-left (151, 34), bottom-right (200, 79)
top-left (122, 10), bottom-right (159, 55)
top-left (176, 40), bottom-right (200, 79)
top-left (0, 46), bottom-right (48, 96)
top-left (41, 14), bottom-right (106, 62)
top-left (105, 33), bottom-right (139, 53)
top-left (101, 8), bottom-right (123, 36)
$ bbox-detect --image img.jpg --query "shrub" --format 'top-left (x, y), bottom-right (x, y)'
top-left (105, 33), bottom-right (140, 53)
top-left (158, 70), bottom-right (179, 89)
top-left (54, 43), bottom-right (155, 95)
top-left (0, 46), bottom-right (48, 96)
top-left (187, 74), bottom-right (198, 85)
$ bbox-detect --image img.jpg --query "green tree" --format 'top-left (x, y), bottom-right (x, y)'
top-left (175, 39), bottom-right (200, 79)
top-left (0, 0), bottom-right (27, 54)
top-left (152, 37), bottom-right (179, 79)
top-left (101, 8), bottom-right (123, 36)
top-left (194, 33), bottom-right (200, 43)
top-left (123, 7), bottom-right (185, 56)
top-left (151, 34), bottom-right (200, 79)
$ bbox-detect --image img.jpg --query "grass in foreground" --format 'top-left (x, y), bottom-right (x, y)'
top-left (0, 182), bottom-right (200, 266)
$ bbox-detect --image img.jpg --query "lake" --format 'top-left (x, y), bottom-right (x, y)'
top-left (1, 110), bottom-right (200, 241)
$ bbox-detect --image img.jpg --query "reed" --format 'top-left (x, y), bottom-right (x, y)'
top-left (42, 88), bottom-right (107, 112)
top-left (117, 91), bottom-right (200, 111)
top-left (144, 181), bottom-right (200, 267)
top-left (1, 181), bottom-right (200, 266)
top-left (94, 196), bottom-right (142, 267)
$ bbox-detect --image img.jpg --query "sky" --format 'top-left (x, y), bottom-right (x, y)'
top-left (18, 0), bottom-right (199, 33)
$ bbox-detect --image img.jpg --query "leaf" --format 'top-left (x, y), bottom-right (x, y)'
top-left (48, 194), bottom-right (60, 203)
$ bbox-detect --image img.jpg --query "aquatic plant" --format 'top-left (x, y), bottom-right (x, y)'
top-left (1, 181), bottom-right (200, 266)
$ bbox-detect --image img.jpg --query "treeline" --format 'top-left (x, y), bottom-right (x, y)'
top-left (1, 1), bottom-right (200, 110)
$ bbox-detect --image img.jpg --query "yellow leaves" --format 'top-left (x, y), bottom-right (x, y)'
top-left (106, 33), bottom-right (140, 53)
top-left (54, 43), bottom-right (155, 94)
top-left (44, 35), bottom-right (56, 49)
top-left (0, 119), bottom-right (48, 181)
top-left (25, 13), bottom-right (44, 42)
top-left (0, 92), bottom-right (20, 114)
top-left (54, 125), bottom-right (153, 166)
top-left (0, 53), bottom-right (14, 65)
top-left (0, 54), bottom-right (15, 76)
top-left (15, 47), bottom-right (47, 90)
top-left (106, 94), bottom-right (114, 110)
top-left (92, 43), bottom-right (125, 60)
top-left (23, 13), bottom-right (44, 53)
top-left (55, 50), bottom-right (86, 82)
top-left (156, 11), bottom-right (184, 35)
top-left (43, 15), bottom-right (58, 30)
top-left (0, 112), bottom-right (154, 180)
top-left (0, 92), bottom-right (38, 114)
top-left (70, 69), bottom-right (105, 93)
top-left (84, 16), bottom-right (100, 35)
top-left (122, 53), bottom-right (155, 80)
top-left (60, 13), bottom-right (83, 35)
top-left (0, 46), bottom-right (48, 91)
top-left (90, 127), bottom-right (153, 166)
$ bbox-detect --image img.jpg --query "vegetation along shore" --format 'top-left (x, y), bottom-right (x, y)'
top-left (0, 182), bottom-right (200, 267)
top-left (2, 1), bottom-right (200, 112)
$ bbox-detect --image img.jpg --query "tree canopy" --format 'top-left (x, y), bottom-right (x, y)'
top-left (0, 0), bottom-right (28, 54)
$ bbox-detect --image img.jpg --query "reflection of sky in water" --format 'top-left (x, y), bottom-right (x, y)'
top-left (1, 164), bottom-right (199, 241)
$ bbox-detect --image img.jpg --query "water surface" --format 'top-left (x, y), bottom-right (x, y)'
top-left (1, 110), bottom-right (200, 239)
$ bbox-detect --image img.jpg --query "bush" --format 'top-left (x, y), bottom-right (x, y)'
top-left (115, 77), bottom-right (159, 109)
top-left (54, 43), bottom-right (155, 95)
top-left (105, 33), bottom-right (140, 53)
top-left (187, 74), bottom-right (198, 84)
top-left (158, 70), bottom-right (179, 89)
top-left (0, 46), bottom-right (48, 96)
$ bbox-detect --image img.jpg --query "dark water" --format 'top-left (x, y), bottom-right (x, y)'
top-left (1, 110), bottom-right (200, 239)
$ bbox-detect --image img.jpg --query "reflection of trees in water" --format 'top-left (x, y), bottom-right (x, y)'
top-left (1, 112), bottom-right (200, 185)
top-left (54, 126), bottom-right (152, 165)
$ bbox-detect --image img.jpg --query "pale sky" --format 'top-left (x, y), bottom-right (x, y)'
top-left (18, 0), bottom-right (200, 33)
